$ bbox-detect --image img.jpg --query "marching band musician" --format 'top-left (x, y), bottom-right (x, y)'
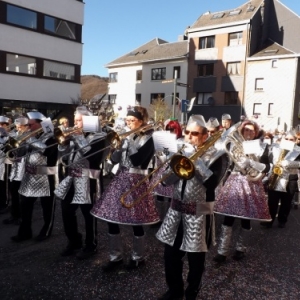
top-left (156, 115), bottom-right (226, 300)
top-left (0, 116), bottom-right (12, 213)
top-left (11, 112), bottom-right (58, 242)
top-left (3, 117), bottom-right (29, 225)
top-left (91, 106), bottom-right (160, 271)
top-left (55, 106), bottom-right (108, 260)
top-left (213, 120), bottom-right (271, 263)
top-left (261, 130), bottom-right (300, 228)
top-left (151, 119), bottom-right (183, 223)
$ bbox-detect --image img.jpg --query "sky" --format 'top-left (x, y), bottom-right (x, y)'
top-left (81, 0), bottom-right (300, 77)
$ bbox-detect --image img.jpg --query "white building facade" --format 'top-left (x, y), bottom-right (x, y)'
top-left (106, 39), bottom-right (189, 119)
top-left (0, 0), bottom-right (84, 117)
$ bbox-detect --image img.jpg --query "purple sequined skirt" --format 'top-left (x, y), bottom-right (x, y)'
top-left (214, 173), bottom-right (272, 221)
top-left (91, 168), bottom-right (160, 225)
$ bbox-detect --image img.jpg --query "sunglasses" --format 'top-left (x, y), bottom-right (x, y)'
top-left (184, 130), bottom-right (201, 136)
top-left (285, 138), bottom-right (295, 141)
top-left (208, 130), bottom-right (217, 134)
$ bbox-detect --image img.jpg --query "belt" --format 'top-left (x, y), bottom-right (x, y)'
top-left (26, 165), bottom-right (58, 175)
top-left (128, 168), bottom-right (148, 175)
top-left (68, 167), bottom-right (100, 179)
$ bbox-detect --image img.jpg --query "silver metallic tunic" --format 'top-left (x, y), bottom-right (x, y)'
top-left (18, 133), bottom-right (57, 197)
top-left (156, 146), bottom-right (217, 252)
top-left (54, 133), bottom-right (106, 204)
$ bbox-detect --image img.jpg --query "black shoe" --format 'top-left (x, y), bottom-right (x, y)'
top-left (0, 206), bottom-right (9, 214)
top-left (213, 254), bottom-right (226, 263)
top-left (294, 205), bottom-right (298, 210)
top-left (61, 242), bottom-right (82, 257)
top-left (278, 222), bottom-right (286, 228)
top-left (125, 259), bottom-right (145, 270)
top-left (76, 246), bottom-right (97, 260)
top-left (35, 235), bottom-right (50, 242)
top-left (3, 217), bottom-right (20, 225)
top-left (260, 221), bottom-right (272, 228)
top-left (232, 250), bottom-right (245, 261)
top-left (11, 234), bottom-right (32, 242)
top-left (157, 290), bottom-right (184, 300)
top-left (102, 260), bottom-right (123, 272)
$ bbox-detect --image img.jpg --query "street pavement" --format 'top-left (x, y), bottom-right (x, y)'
top-left (0, 190), bottom-right (300, 300)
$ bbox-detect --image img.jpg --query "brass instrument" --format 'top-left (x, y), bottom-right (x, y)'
top-left (120, 131), bottom-right (222, 209)
top-left (268, 149), bottom-right (288, 190)
top-left (54, 126), bottom-right (82, 145)
top-left (224, 129), bottom-right (264, 181)
top-left (6, 120), bottom-right (57, 160)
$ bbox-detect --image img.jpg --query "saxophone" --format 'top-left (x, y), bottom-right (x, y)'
top-left (224, 130), bottom-right (264, 181)
top-left (268, 149), bottom-right (288, 190)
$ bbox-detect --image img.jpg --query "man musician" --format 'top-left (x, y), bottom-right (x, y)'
top-left (11, 112), bottom-right (58, 242)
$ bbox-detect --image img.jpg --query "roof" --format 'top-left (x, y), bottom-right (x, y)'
top-left (251, 39), bottom-right (295, 57)
top-left (105, 38), bottom-right (188, 67)
top-left (189, 0), bottom-right (264, 30)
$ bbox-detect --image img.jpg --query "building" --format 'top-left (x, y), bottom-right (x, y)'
top-left (105, 38), bottom-right (189, 119)
top-left (0, 0), bottom-right (84, 119)
top-left (186, 0), bottom-right (300, 128)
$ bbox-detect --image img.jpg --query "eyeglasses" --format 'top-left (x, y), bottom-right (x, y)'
top-left (285, 138), bottom-right (295, 141)
top-left (208, 130), bottom-right (217, 134)
top-left (184, 130), bottom-right (201, 136)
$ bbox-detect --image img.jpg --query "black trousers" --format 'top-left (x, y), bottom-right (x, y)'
top-left (107, 222), bottom-right (144, 236)
top-left (0, 165), bottom-right (10, 209)
top-left (61, 179), bottom-right (97, 249)
top-left (223, 216), bottom-right (251, 230)
top-left (268, 189), bottom-right (294, 224)
top-left (10, 180), bottom-right (21, 219)
top-left (18, 176), bottom-right (56, 238)
top-left (163, 220), bottom-right (207, 299)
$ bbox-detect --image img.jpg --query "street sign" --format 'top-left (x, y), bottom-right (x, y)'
top-left (177, 82), bottom-right (190, 87)
top-left (181, 99), bottom-right (189, 112)
top-left (161, 79), bottom-right (174, 83)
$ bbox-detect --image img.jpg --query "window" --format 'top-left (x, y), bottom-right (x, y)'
top-left (7, 4), bottom-right (37, 29)
top-left (150, 93), bottom-right (165, 104)
top-left (198, 64), bottom-right (214, 76)
top-left (6, 54), bottom-right (36, 75)
top-left (108, 94), bottom-right (117, 104)
top-left (224, 92), bottom-right (238, 105)
top-left (212, 13), bottom-right (224, 19)
top-left (135, 94), bottom-right (141, 105)
top-left (199, 36), bottom-right (215, 49)
top-left (136, 70), bottom-right (142, 81)
top-left (151, 68), bottom-right (166, 80)
top-left (43, 60), bottom-right (75, 81)
top-left (229, 32), bottom-right (243, 46)
top-left (268, 103), bottom-right (274, 115)
top-left (227, 62), bottom-right (241, 75)
top-left (255, 78), bottom-right (264, 91)
top-left (109, 72), bottom-right (118, 83)
top-left (253, 103), bottom-right (262, 115)
top-left (44, 16), bottom-right (76, 40)
top-left (197, 93), bottom-right (212, 105)
top-left (173, 66), bottom-right (181, 79)
top-left (271, 59), bottom-right (278, 68)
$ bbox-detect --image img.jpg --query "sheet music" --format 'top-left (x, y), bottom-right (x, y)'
top-left (41, 117), bottom-right (54, 133)
top-left (152, 131), bottom-right (178, 153)
top-left (242, 139), bottom-right (261, 155)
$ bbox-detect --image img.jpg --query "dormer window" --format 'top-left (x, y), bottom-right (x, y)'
top-left (212, 13), bottom-right (224, 19)
top-left (228, 10), bottom-right (241, 16)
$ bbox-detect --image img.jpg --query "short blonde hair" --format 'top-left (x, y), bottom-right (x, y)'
top-left (59, 117), bottom-right (69, 125)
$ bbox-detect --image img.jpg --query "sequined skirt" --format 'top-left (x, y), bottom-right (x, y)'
top-left (91, 167), bottom-right (160, 225)
top-left (151, 164), bottom-right (173, 198)
top-left (214, 173), bottom-right (271, 221)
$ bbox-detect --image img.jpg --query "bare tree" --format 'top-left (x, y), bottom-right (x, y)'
top-left (147, 96), bottom-right (173, 122)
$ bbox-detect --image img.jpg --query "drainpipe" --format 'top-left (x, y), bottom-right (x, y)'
top-left (291, 58), bottom-right (298, 129)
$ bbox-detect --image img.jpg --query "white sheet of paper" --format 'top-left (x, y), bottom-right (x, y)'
top-left (242, 139), bottom-right (261, 155)
top-left (41, 117), bottom-right (54, 133)
top-left (82, 116), bottom-right (100, 132)
top-left (279, 139), bottom-right (295, 151)
top-left (153, 131), bottom-right (178, 153)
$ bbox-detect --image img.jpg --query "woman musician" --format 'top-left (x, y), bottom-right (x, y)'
top-left (91, 106), bottom-right (160, 271)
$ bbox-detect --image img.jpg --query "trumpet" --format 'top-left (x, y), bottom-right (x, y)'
top-left (120, 131), bottom-right (222, 208)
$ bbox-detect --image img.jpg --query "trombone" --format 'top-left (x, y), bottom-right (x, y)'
top-left (120, 131), bottom-right (222, 209)
top-left (60, 122), bottom-right (161, 168)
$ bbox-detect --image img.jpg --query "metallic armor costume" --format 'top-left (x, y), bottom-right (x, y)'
top-left (156, 146), bottom-right (221, 252)
top-left (54, 132), bottom-right (106, 204)
top-left (18, 133), bottom-right (57, 197)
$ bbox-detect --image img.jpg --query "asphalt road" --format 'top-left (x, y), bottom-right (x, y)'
top-left (0, 186), bottom-right (300, 300)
